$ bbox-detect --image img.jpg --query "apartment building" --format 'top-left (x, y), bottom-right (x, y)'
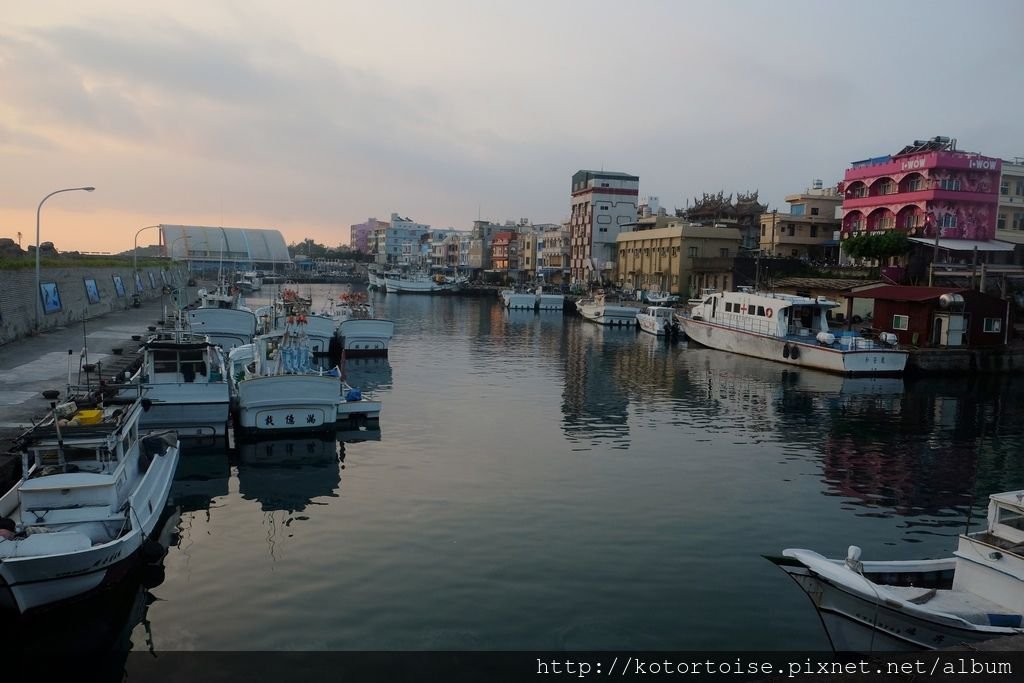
top-left (758, 180), bottom-right (842, 259)
top-left (569, 170), bottom-right (639, 285)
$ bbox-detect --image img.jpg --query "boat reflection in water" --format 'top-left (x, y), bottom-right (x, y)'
top-left (0, 507), bottom-right (177, 658)
top-left (342, 357), bottom-right (393, 394)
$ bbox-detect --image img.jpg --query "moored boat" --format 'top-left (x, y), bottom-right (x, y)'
top-left (636, 305), bottom-right (680, 337)
top-left (575, 291), bottom-right (637, 327)
top-left (0, 387), bottom-right (180, 614)
top-left (677, 288), bottom-right (908, 376)
top-left (767, 490), bottom-right (1024, 651)
top-left (128, 331), bottom-right (232, 439)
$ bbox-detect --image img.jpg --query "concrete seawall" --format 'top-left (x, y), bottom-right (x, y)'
top-left (0, 265), bottom-right (189, 345)
top-left (907, 345), bottom-right (1024, 375)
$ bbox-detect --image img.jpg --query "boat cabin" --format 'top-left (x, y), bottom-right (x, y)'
top-left (139, 334), bottom-right (226, 384)
top-left (953, 492), bottom-right (1024, 616)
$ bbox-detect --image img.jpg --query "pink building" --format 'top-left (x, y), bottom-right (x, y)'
top-left (350, 218), bottom-right (388, 254)
top-left (839, 137), bottom-right (1001, 242)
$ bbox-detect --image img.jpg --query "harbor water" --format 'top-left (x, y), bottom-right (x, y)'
top-left (6, 285), bottom-right (1024, 652)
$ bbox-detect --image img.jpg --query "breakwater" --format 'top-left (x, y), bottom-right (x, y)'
top-left (0, 265), bottom-right (188, 345)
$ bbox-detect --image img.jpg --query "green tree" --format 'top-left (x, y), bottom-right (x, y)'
top-left (841, 231), bottom-right (911, 262)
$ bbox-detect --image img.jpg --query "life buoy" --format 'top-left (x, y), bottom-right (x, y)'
top-left (766, 308), bottom-right (773, 318)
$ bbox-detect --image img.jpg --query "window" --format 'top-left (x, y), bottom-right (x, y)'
top-left (811, 207), bottom-right (820, 216)
top-left (719, 248), bottom-right (729, 257)
top-left (1001, 180), bottom-right (1009, 195)
top-left (761, 225), bottom-right (766, 236)
top-left (791, 205), bottom-right (805, 216)
top-left (892, 315), bottom-right (909, 331)
top-left (877, 180), bottom-right (894, 195)
top-left (810, 226), bottom-right (818, 238)
top-left (937, 178), bottom-right (961, 191)
top-left (1017, 181), bottom-right (1024, 195)
top-left (984, 318), bottom-right (1002, 333)
top-left (939, 213), bottom-right (958, 228)
top-left (600, 205), bottom-right (609, 210)
top-left (687, 246), bottom-right (698, 257)
top-left (757, 306), bottom-right (766, 316)
top-left (906, 177), bottom-right (923, 191)
top-left (788, 225), bottom-right (795, 236)
top-left (998, 215), bottom-right (1006, 230)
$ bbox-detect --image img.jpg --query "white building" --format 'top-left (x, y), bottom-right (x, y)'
top-left (375, 213), bottom-right (431, 266)
top-left (569, 170), bottom-right (640, 284)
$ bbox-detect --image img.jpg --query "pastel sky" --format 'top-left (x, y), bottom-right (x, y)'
top-left (1, 0), bottom-right (1021, 254)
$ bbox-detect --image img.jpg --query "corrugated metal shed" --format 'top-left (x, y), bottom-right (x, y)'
top-left (160, 225), bottom-right (292, 264)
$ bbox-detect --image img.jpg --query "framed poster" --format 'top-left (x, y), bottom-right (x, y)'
top-left (40, 282), bottom-right (62, 314)
top-left (84, 278), bottom-right (101, 304)
top-left (113, 275), bottom-right (126, 297)
top-left (148, 272), bottom-right (157, 289)
top-left (134, 272), bottom-right (144, 293)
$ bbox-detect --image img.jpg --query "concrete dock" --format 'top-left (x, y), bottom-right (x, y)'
top-left (0, 297), bottom-right (184, 489)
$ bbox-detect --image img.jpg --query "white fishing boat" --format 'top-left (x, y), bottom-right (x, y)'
top-left (636, 305), bottom-right (680, 337)
top-left (235, 271), bottom-right (262, 293)
top-left (128, 331), bottom-right (232, 439)
top-left (677, 288), bottom-right (908, 376)
top-left (768, 490), bottom-right (1024, 651)
top-left (186, 306), bottom-right (258, 351)
top-left (0, 388), bottom-right (180, 614)
top-left (383, 272), bottom-right (453, 294)
top-left (575, 291), bottom-right (637, 327)
top-left (644, 289), bottom-right (680, 305)
top-left (228, 317), bottom-right (381, 437)
top-left (338, 318), bottom-right (394, 357)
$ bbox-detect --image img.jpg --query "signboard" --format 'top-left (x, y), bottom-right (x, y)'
top-left (255, 408), bottom-right (328, 430)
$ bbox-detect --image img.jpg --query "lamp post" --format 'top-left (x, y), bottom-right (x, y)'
top-left (133, 224), bottom-right (162, 292)
top-left (35, 186), bottom-right (95, 331)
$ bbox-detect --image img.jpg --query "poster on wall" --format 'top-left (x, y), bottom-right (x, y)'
top-left (134, 272), bottom-right (144, 293)
top-left (113, 275), bottom-right (126, 298)
top-left (160, 270), bottom-right (169, 284)
top-left (84, 278), bottom-right (101, 304)
top-left (148, 272), bottom-right (157, 289)
top-left (40, 282), bottom-right (62, 314)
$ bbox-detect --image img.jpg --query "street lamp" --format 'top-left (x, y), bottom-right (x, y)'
top-left (35, 186), bottom-right (95, 331)
top-left (133, 224), bottom-right (162, 291)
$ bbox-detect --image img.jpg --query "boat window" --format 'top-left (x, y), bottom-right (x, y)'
top-left (997, 506), bottom-right (1024, 531)
top-left (153, 350), bottom-right (177, 374)
top-left (757, 306), bottom-right (766, 316)
top-left (748, 306), bottom-right (756, 316)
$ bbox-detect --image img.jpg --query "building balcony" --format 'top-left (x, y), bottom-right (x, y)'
top-left (843, 189), bottom-right (997, 210)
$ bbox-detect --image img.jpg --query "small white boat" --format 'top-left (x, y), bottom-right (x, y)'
top-left (677, 288), bottom-right (908, 376)
top-left (338, 318), bottom-right (394, 357)
top-left (769, 490), bottom-right (1024, 651)
top-left (0, 388), bottom-right (180, 614)
top-left (128, 331), bottom-right (232, 439)
top-left (187, 306), bottom-right (258, 351)
top-left (228, 319), bottom-right (381, 437)
top-left (383, 272), bottom-right (453, 294)
top-left (636, 305), bottom-right (679, 337)
top-left (644, 289), bottom-right (680, 305)
top-left (575, 291), bottom-right (637, 327)
top-left (235, 271), bottom-right (262, 293)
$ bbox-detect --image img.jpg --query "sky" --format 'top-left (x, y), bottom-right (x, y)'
top-left (1, 0), bottom-right (1022, 254)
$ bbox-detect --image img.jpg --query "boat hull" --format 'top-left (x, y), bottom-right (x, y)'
top-left (537, 294), bottom-right (565, 311)
top-left (339, 319), bottom-right (394, 357)
top-left (678, 317), bottom-right (907, 376)
top-left (577, 303), bottom-right (637, 327)
top-left (0, 440), bottom-right (179, 614)
top-left (138, 387), bottom-right (231, 438)
top-left (235, 375), bottom-right (342, 435)
top-left (383, 277), bottom-right (450, 294)
top-left (505, 293), bottom-right (537, 310)
top-left (772, 556), bottom-right (1015, 651)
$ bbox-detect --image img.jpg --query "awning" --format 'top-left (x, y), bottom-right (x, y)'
top-left (908, 237), bottom-right (1017, 252)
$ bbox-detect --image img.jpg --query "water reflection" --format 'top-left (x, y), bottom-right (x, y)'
top-left (236, 434), bottom-right (345, 513)
top-left (0, 508), bottom-right (175, 658)
top-left (561, 320), bottom-right (633, 449)
top-left (343, 357), bottom-right (393, 393)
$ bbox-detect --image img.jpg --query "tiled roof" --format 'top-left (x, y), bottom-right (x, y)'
top-left (772, 278), bottom-right (880, 291)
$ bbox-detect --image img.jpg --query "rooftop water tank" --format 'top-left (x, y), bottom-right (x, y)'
top-left (939, 293), bottom-right (965, 311)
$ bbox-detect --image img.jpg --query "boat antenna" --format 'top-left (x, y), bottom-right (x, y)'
top-left (963, 405), bottom-right (988, 535)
